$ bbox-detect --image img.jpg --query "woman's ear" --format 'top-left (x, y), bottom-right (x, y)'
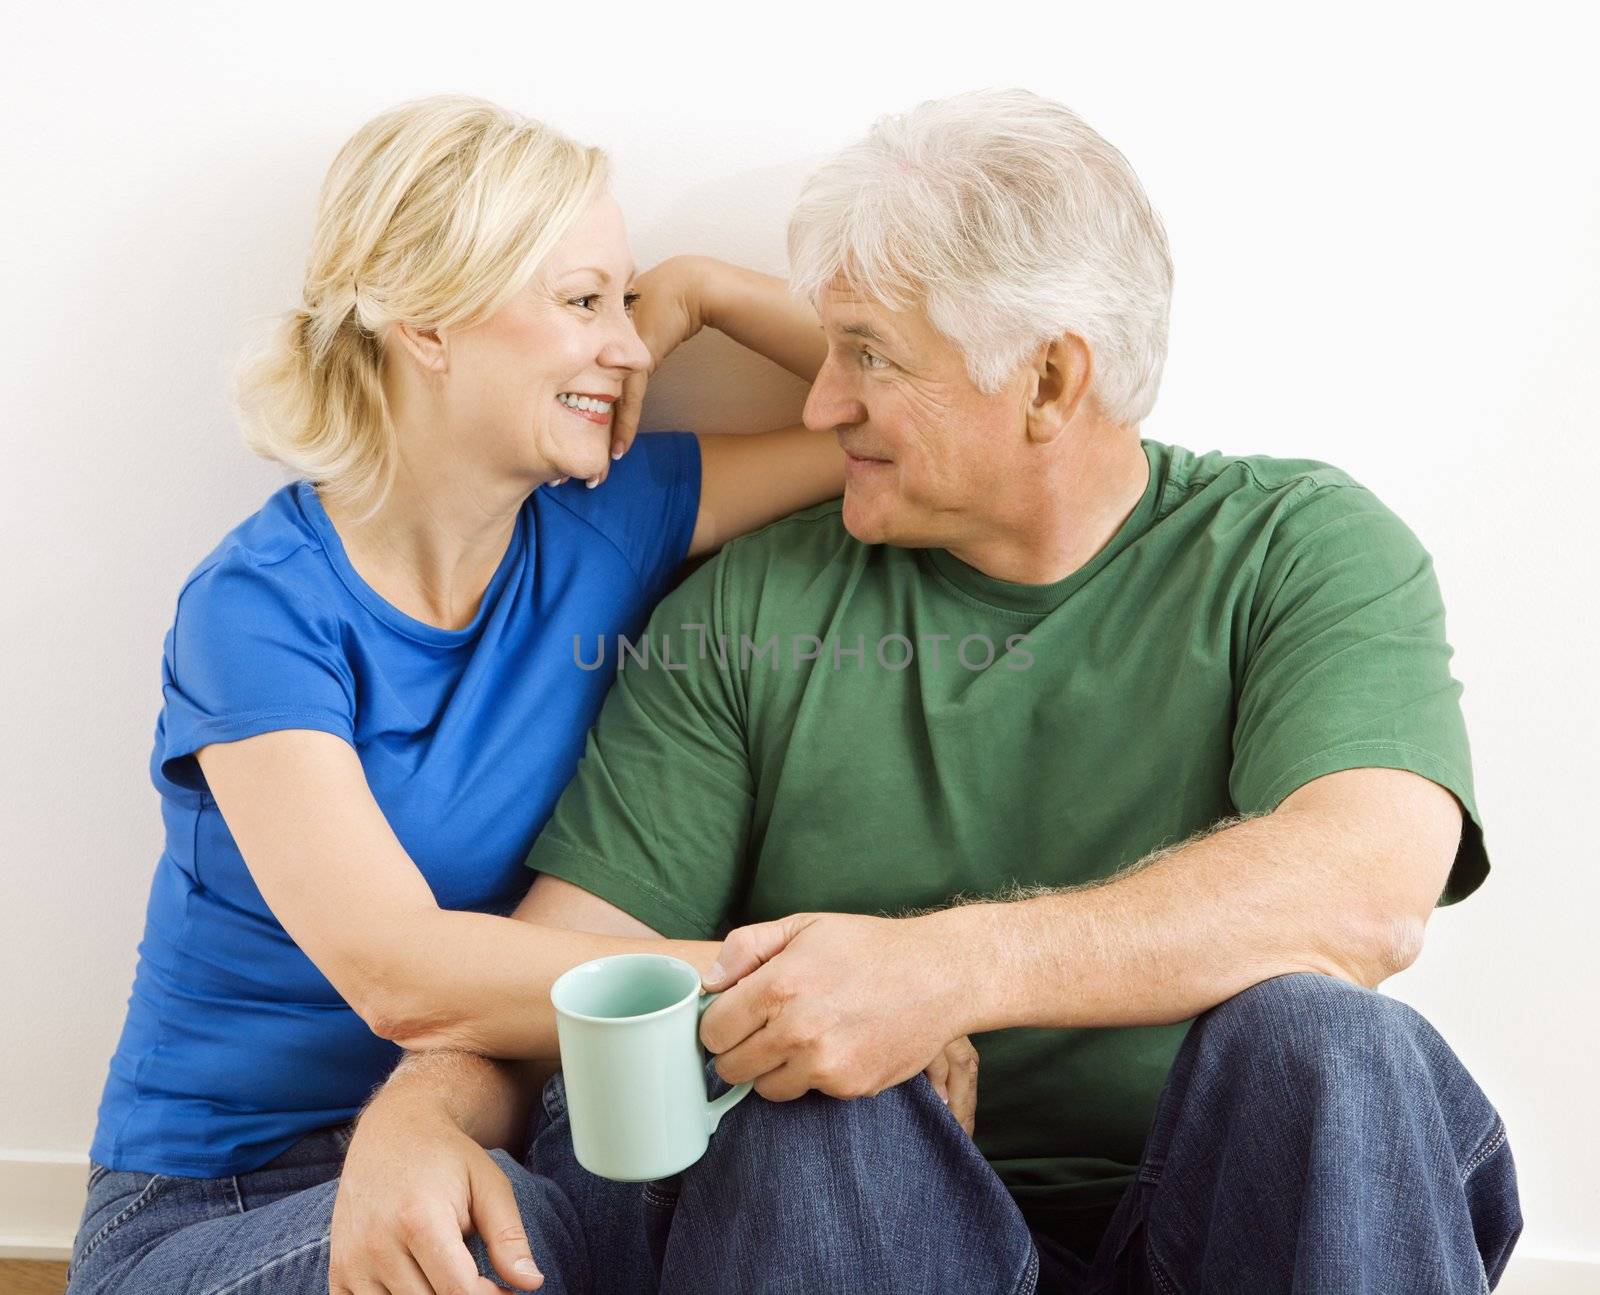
top-left (391, 322), bottom-right (449, 375)
top-left (1025, 332), bottom-right (1093, 444)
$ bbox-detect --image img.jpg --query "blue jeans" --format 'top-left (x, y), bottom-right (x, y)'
top-left (68, 973), bottom-right (1522, 1293)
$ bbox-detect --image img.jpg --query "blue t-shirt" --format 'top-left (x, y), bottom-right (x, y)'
top-left (91, 431), bottom-right (702, 1176)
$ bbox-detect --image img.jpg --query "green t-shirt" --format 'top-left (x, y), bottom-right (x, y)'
top-left (528, 438), bottom-right (1487, 1251)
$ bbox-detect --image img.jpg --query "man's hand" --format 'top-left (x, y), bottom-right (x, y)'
top-left (925, 1034), bottom-right (981, 1137)
top-left (329, 1091), bottom-right (543, 1295)
top-left (699, 912), bottom-right (974, 1107)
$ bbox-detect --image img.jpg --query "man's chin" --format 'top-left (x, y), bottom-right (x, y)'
top-left (840, 492), bottom-right (903, 547)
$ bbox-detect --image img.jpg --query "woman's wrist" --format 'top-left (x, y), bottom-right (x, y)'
top-left (673, 254), bottom-right (726, 336)
top-left (697, 259), bottom-right (825, 383)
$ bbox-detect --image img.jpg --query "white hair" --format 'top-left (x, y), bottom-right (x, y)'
top-left (787, 88), bottom-right (1174, 425)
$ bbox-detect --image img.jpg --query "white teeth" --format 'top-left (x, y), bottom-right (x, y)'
top-left (557, 393), bottom-right (610, 414)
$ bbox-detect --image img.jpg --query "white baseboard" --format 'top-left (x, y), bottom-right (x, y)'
top-left (0, 1149), bottom-right (89, 1259)
top-left (1499, 1256), bottom-right (1600, 1294)
top-left (0, 1149), bottom-right (1594, 1287)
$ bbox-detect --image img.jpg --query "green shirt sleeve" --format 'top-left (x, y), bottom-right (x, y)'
top-left (525, 554), bottom-right (752, 939)
top-left (1229, 480), bottom-right (1489, 904)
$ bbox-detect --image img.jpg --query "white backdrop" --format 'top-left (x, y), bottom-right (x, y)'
top-left (3, 0), bottom-right (1596, 1282)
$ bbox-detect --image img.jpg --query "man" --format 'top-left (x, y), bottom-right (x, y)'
top-left (332, 88), bottom-right (1521, 1292)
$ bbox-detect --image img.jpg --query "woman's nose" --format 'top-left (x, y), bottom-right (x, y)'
top-left (599, 315), bottom-right (654, 373)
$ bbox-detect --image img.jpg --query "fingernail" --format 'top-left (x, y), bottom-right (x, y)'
top-left (515, 1257), bottom-right (542, 1277)
top-left (611, 441), bottom-right (625, 459)
top-left (705, 962), bottom-right (725, 985)
top-left (936, 1084), bottom-right (950, 1104)
top-left (585, 476), bottom-right (599, 489)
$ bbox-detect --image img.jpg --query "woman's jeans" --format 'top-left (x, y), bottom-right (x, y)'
top-left (66, 973), bottom-right (1523, 1293)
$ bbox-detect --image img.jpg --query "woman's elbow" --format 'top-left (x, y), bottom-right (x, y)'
top-left (358, 986), bottom-right (471, 1050)
top-left (358, 992), bottom-right (467, 1043)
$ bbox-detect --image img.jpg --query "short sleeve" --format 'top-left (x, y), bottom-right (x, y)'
top-left (1229, 483), bottom-right (1488, 904)
top-left (156, 557), bottom-right (356, 795)
top-left (525, 551), bottom-right (752, 939)
top-left (545, 430), bottom-right (702, 603)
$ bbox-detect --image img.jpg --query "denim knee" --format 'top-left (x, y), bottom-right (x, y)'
top-left (1194, 971), bottom-right (1424, 1080)
top-left (1182, 971), bottom-right (1510, 1184)
top-left (657, 1075), bottom-right (1037, 1294)
top-left (1147, 974), bottom-right (1521, 1290)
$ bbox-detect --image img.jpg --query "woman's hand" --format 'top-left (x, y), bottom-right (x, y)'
top-left (922, 1035), bottom-right (980, 1138)
top-left (329, 1091), bottom-right (542, 1294)
top-left (610, 255), bottom-right (721, 461)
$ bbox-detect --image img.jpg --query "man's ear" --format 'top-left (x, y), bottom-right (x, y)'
top-left (390, 322), bottom-right (449, 375)
top-left (1025, 332), bottom-right (1093, 444)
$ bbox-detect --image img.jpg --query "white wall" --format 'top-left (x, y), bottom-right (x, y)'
top-left (4, 0), bottom-right (1596, 1280)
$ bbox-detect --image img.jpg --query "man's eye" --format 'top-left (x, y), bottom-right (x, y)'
top-left (623, 292), bottom-right (641, 313)
top-left (859, 348), bottom-right (889, 370)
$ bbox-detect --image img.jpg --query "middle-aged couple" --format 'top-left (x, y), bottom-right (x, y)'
top-left (69, 89), bottom-right (1522, 1294)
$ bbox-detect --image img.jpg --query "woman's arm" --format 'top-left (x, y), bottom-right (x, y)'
top-left (327, 876), bottom-right (687, 1292)
top-left (194, 729), bottom-right (721, 1060)
top-left (620, 256), bottom-right (844, 555)
top-left (695, 256), bottom-right (826, 383)
top-left (687, 260), bottom-right (842, 553)
top-left (689, 425), bottom-right (843, 557)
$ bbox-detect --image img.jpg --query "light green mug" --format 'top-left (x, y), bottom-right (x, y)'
top-left (550, 953), bottom-right (753, 1181)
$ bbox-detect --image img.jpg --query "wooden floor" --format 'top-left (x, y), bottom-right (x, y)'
top-left (0, 1260), bottom-right (67, 1295)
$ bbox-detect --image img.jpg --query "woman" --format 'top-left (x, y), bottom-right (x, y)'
top-left (65, 95), bottom-right (843, 1293)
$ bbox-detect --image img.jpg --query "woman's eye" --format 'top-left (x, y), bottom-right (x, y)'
top-left (569, 293), bottom-right (641, 314)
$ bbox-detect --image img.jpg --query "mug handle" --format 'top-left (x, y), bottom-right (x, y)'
top-left (698, 992), bottom-right (754, 1133)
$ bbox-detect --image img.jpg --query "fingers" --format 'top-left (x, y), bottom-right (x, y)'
top-left (467, 1153), bottom-right (544, 1290)
top-left (610, 371), bottom-right (648, 465)
top-left (697, 972), bottom-right (778, 1059)
top-left (943, 1037), bottom-right (980, 1139)
top-left (380, 1250), bottom-right (435, 1295)
top-left (577, 371), bottom-right (648, 491)
top-left (923, 1049), bottom-right (952, 1105)
top-left (702, 914), bottom-right (813, 991)
top-left (339, 1278), bottom-right (390, 1294)
top-left (405, 1215), bottom-right (491, 1294)
top-left (395, 1197), bottom-right (482, 1295)
top-left (706, 1002), bottom-right (795, 1086)
top-left (699, 916), bottom-right (821, 1056)
top-left (749, 1059), bottom-right (814, 1104)
top-left (337, 1240), bottom-right (433, 1295)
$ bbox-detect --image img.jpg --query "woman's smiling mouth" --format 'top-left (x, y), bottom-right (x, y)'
top-left (556, 391), bottom-right (616, 424)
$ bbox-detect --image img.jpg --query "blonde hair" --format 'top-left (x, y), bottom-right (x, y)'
top-left (236, 96), bottom-right (608, 519)
top-left (788, 88), bottom-right (1173, 426)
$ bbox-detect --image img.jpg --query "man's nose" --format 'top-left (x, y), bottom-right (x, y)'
top-left (803, 359), bottom-right (863, 432)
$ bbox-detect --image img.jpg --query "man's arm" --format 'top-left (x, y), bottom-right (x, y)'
top-left (938, 766), bottom-right (1460, 1030)
top-left (699, 767), bottom-right (1461, 1102)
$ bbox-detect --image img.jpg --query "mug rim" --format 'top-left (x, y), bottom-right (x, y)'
top-left (550, 952), bottom-right (705, 1025)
